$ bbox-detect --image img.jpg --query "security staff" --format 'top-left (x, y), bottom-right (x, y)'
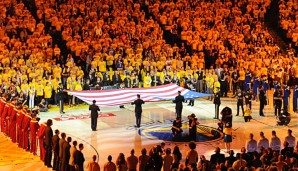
top-left (57, 83), bottom-right (65, 114)
top-left (236, 88), bottom-right (244, 116)
top-left (274, 87), bottom-right (283, 116)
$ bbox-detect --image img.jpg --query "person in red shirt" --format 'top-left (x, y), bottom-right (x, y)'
top-left (0, 96), bottom-right (7, 116)
top-left (16, 107), bottom-right (26, 148)
top-left (9, 102), bottom-right (22, 143)
top-left (1, 102), bottom-right (10, 135)
top-left (7, 99), bottom-right (17, 139)
top-left (30, 111), bottom-right (40, 155)
top-left (38, 122), bottom-right (47, 161)
top-left (22, 110), bottom-right (32, 150)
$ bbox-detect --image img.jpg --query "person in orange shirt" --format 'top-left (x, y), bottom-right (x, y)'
top-left (30, 111), bottom-right (40, 155)
top-left (17, 107), bottom-right (26, 148)
top-left (9, 102), bottom-right (22, 143)
top-left (22, 110), bottom-right (32, 150)
top-left (38, 122), bottom-right (47, 161)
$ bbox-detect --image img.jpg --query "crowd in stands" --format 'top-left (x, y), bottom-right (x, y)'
top-left (1, 0), bottom-right (298, 170)
top-left (279, 0), bottom-right (298, 45)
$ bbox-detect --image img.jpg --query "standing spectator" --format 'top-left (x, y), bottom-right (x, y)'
top-left (197, 155), bottom-right (211, 171)
top-left (258, 131), bottom-right (269, 152)
top-left (171, 146), bottom-right (182, 170)
top-left (185, 142), bottom-right (198, 167)
top-left (273, 155), bottom-right (288, 171)
top-left (131, 94), bottom-right (145, 128)
top-left (126, 149), bottom-right (138, 171)
top-left (52, 129), bottom-right (60, 171)
top-left (138, 148), bottom-right (150, 171)
top-left (210, 147), bottom-right (225, 169)
top-left (259, 85), bottom-right (266, 116)
top-left (69, 141), bottom-right (78, 171)
top-left (189, 114), bottom-right (200, 141)
top-left (28, 85), bottom-right (35, 109)
top-left (197, 68), bottom-right (204, 92)
top-left (246, 133), bottom-right (258, 154)
top-left (213, 87), bottom-right (221, 119)
top-left (151, 147), bottom-right (163, 171)
top-left (104, 155), bottom-right (117, 171)
top-left (74, 143), bottom-right (85, 171)
top-left (116, 153), bottom-right (128, 171)
top-left (285, 129), bottom-right (296, 153)
top-left (232, 154), bottom-right (247, 171)
top-left (89, 100), bottom-right (100, 131)
top-left (44, 119), bottom-right (53, 168)
top-left (270, 130), bottom-right (281, 153)
top-left (62, 137), bottom-right (72, 171)
top-left (173, 91), bottom-right (185, 118)
top-left (162, 148), bottom-right (173, 171)
top-left (86, 155), bottom-right (100, 171)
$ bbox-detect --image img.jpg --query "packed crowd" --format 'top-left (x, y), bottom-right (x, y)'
top-left (279, 0), bottom-right (298, 44)
top-left (1, 0), bottom-right (298, 170)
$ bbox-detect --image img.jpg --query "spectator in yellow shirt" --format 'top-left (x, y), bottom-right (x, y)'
top-left (35, 80), bottom-right (44, 104)
top-left (44, 82), bottom-right (52, 107)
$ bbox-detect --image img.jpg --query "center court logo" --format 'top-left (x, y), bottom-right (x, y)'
top-left (131, 120), bottom-right (224, 143)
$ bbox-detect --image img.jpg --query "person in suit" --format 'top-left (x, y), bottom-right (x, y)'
top-left (112, 71), bottom-right (122, 87)
top-left (210, 147), bottom-right (225, 169)
top-left (59, 132), bottom-right (67, 170)
top-left (62, 137), bottom-right (72, 171)
top-left (44, 119), bottom-right (53, 168)
top-left (131, 94), bottom-right (145, 128)
top-left (86, 71), bottom-right (95, 85)
top-left (83, 79), bottom-right (91, 90)
top-left (89, 100), bottom-right (100, 131)
top-left (103, 71), bottom-right (111, 86)
top-left (123, 75), bottom-right (132, 88)
top-left (132, 75), bottom-right (139, 88)
top-left (173, 91), bottom-right (185, 118)
top-left (151, 72), bottom-right (160, 86)
top-left (52, 129), bottom-right (60, 171)
top-left (74, 143), bottom-right (85, 171)
top-left (69, 141), bottom-right (78, 171)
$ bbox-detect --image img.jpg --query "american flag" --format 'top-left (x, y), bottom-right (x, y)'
top-left (67, 84), bottom-right (211, 107)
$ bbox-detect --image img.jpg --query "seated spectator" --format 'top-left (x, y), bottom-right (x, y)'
top-left (38, 99), bottom-right (48, 112)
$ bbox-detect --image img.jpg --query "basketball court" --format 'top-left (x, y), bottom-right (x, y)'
top-left (0, 90), bottom-right (297, 170)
